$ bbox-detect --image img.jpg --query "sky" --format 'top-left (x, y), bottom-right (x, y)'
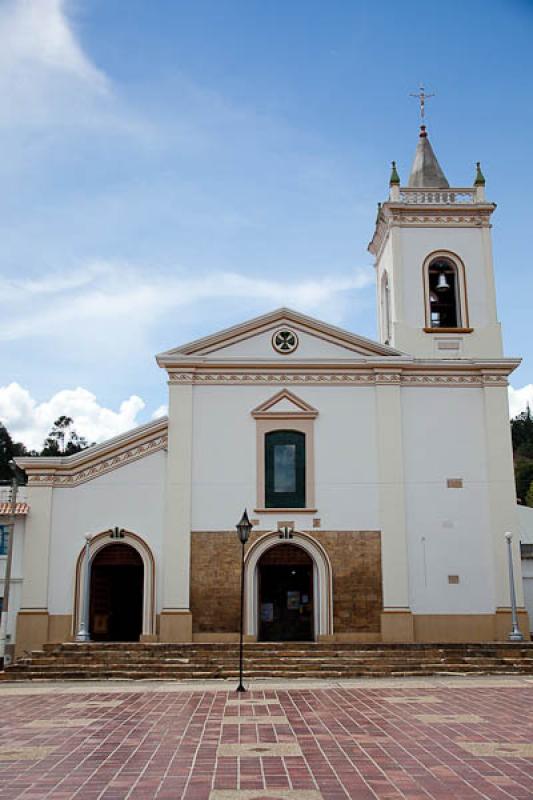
top-left (1, 0), bottom-right (533, 449)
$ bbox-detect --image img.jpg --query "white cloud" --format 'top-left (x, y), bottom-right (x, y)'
top-left (151, 405), bottom-right (168, 420)
top-left (0, 0), bottom-right (107, 88)
top-left (0, 0), bottom-right (110, 126)
top-left (0, 382), bottom-right (147, 450)
top-left (509, 384), bottom-right (533, 419)
top-left (0, 260), bottom-right (374, 345)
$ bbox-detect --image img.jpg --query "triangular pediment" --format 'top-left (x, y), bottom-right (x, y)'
top-left (251, 389), bottom-right (318, 419)
top-left (156, 308), bottom-right (403, 367)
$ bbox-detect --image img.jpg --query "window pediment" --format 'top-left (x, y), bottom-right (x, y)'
top-left (251, 389), bottom-right (318, 420)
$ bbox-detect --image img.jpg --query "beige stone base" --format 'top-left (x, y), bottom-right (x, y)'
top-left (159, 610), bottom-right (193, 642)
top-left (15, 608), bottom-right (531, 652)
top-left (381, 610), bottom-right (415, 642)
top-left (48, 614), bottom-right (73, 644)
top-left (15, 611), bottom-right (50, 657)
top-left (412, 610), bottom-right (531, 643)
top-left (494, 608), bottom-right (530, 641)
top-left (140, 634), bottom-right (158, 643)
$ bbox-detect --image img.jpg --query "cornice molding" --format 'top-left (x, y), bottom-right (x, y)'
top-left (167, 363), bottom-right (516, 387)
top-left (20, 419), bottom-right (168, 489)
top-left (157, 306), bottom-right (402, 364)
top-left (368, 201), bottom-right (495, 258)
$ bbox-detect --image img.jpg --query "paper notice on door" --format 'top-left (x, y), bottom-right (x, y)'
top-left (287, 591), bottom-right (300, 610)
top-left (260, 603), bottom-right (274, 622)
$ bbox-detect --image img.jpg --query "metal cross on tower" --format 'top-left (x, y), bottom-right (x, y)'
top-left (410, 85), bottom-right (435, 122)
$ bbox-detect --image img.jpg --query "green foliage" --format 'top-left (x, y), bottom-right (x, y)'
top-left (515, 457), bottom-right (533, 505)
top-left (526, 480), bottom-right (533, 509)
top-left (40, 416), bottom-right (89, 456)
top-left (0, 422), bottom-right (27, 482)
top-left (511, 406), bottom-right (533, 503)
top-left (511, 405), bottom-right (533, 458)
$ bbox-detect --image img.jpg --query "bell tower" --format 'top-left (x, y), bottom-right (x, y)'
top-left (368, 122), bottom-right (503, 359)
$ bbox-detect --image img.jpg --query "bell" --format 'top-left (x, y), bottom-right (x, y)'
top-left (436, 272), bottom-right (450, 292)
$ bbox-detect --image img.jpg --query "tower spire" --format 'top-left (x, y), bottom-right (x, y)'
top-left (407, 86), bottom-right (449, 188)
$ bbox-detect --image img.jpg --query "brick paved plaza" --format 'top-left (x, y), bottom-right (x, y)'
top-left (0, 678), bottom-right (532, 799)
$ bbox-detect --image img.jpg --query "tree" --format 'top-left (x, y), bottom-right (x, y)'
top-left (40, 416), bottom-right (89, 456)
top-left (0, 422), bottom-right (27, 482)
top-left (515, 457), bottom-right (533, 504)
top-left (511, 405), bottom-right (533, 459)
top-left (526, 479), bottom-right (533, 509)
top-left (511, 406), bottom-right (533, 503)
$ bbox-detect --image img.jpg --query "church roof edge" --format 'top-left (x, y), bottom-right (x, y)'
top-left (15, 416), bottom-right (168, 470)
top-left (156, 307), bottom-right (405, 363)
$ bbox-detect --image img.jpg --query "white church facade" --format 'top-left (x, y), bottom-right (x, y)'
top-left (6, 125), bottom-right (530, 656)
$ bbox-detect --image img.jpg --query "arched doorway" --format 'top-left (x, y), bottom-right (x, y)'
top-left (244, 531), bottom-right (333, 641)
top-left (89, 544), bottom-right (143, 641)
top-left (258, 543), bottom-right (314, 641)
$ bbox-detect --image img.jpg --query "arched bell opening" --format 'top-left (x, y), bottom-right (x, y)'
top-left (423, 252), bottom-right (469, 331)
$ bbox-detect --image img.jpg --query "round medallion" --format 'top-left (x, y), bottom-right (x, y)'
top-left (272, 328), bottom-right (299, 355)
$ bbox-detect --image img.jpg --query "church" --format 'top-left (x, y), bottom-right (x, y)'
top-left (8, 123), bottom-right (530, 657)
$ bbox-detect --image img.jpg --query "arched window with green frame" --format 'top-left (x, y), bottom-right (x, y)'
top-left (265, 430), bottom-right (306, 509)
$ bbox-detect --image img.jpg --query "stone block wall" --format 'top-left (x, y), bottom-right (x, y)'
top-left (319, 531), bottom-right (382, 633)
top-left (190, 530), bottom-right (382, 635)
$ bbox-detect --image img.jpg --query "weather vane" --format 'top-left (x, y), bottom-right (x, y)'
top-left (410, 85), bottom-right (435, 122)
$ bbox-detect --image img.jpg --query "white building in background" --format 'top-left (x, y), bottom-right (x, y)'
top-left (518, 505), bottom-right (533, 634)
top-left (4, 123), bottom-right (530, 657)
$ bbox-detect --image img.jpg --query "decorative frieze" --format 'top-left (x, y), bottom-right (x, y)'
top-left (393, 213), bottom-right (488, 227)
top-left (168, 369), bottom-right (509, 388)
top-left (26, 434), bottom-right (168, 488)
top-left (368, 200), bottom-right (494, 258)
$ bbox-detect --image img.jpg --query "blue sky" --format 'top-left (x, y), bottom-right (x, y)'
top-left (1, 0), bottom-right (533, 447)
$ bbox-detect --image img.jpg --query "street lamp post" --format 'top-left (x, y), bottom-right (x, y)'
top-left (76, 534), bottom-right (92, 642)
top-left (236, 509), bottom-right (253, 692)
top-left (504, 532), bottom-right (524, 642)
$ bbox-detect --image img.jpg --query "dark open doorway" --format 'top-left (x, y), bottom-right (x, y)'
top-left (258, 543), bottom-right (314, 641)
top-left (89, 544), bottom-right (143, 642)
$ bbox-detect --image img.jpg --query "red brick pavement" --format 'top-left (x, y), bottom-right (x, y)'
top-left (0, 681), bottom-right (531, 799)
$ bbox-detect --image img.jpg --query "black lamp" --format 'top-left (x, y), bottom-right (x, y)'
top-left (237, 509), bottom-right (252, 545)
top-left (236, 508), bottom-right (253, 691)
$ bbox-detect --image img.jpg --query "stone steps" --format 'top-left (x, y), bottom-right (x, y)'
top-left (10, 656), bottom-right (533, 670)
top-left (4, 641), bottom-right (533, 681)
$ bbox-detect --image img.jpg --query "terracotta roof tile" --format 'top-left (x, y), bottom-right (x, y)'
top-left (0, 503), bottom-right (29, 516)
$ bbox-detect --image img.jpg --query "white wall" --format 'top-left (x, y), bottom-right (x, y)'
top-left (47, 451), bottom-right (166, 616)
top-left (190, 384), bottom-right (380, 532)
top-left (518, 505), bottom-right (533, 633)
top-left (401, 387), bottom-right (496, 613)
